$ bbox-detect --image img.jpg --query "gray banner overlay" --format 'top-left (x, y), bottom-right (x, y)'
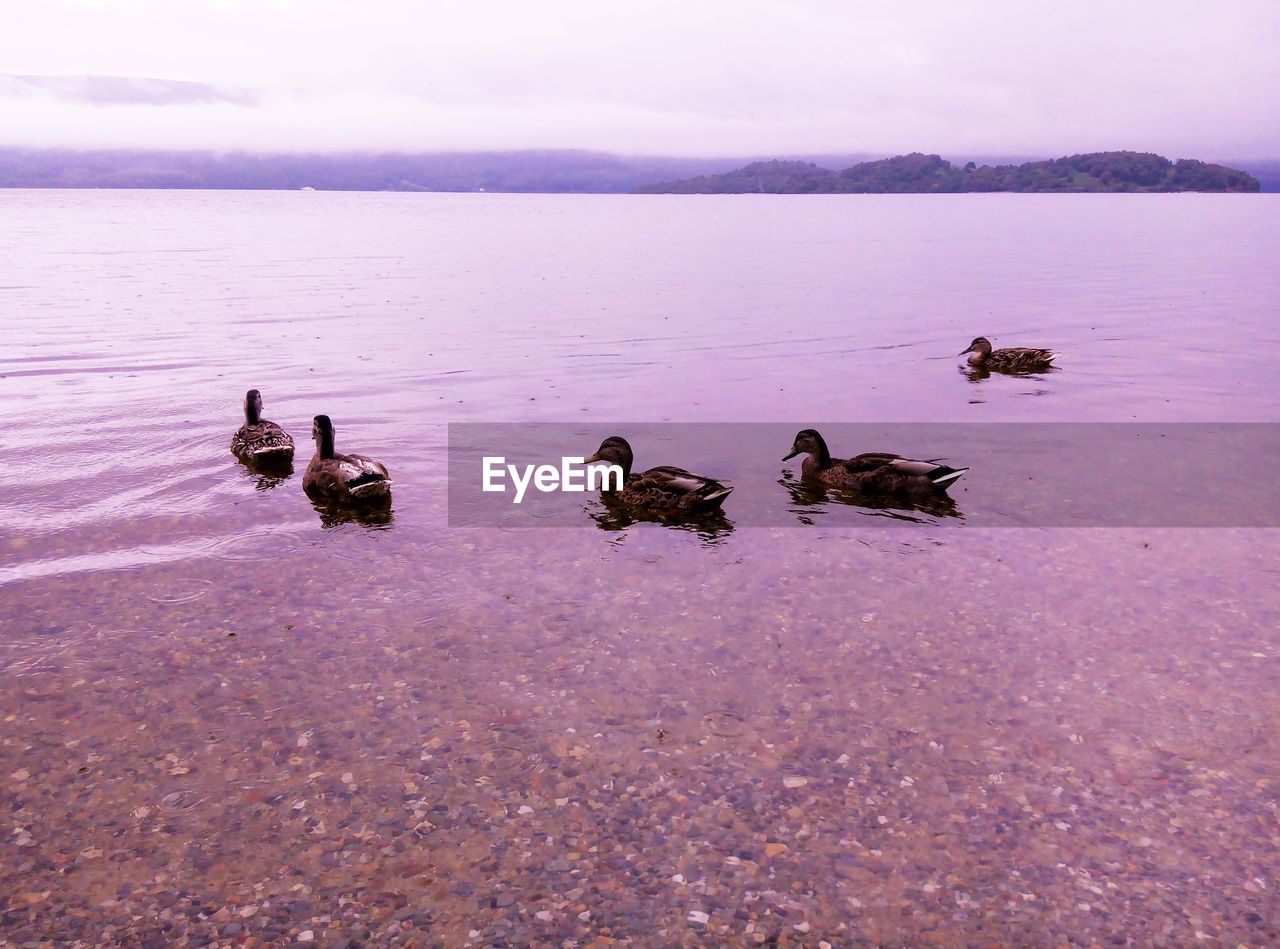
top-left (447, 423), bottom-right (1280, 528)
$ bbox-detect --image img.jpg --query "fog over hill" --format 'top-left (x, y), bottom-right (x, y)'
top-left (0, 147), bottom-right (862, 193)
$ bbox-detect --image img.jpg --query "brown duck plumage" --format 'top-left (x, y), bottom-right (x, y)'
top-left (230, 389), bottom-right (294, 463)
top-left (960, 336), bottom-right (1058, 372)
top-left (783, 429), bottom-right (967, 494)
top-left (584, 436), bottom-right (732, 514)
top-left (303, 415), bottom-right (391, 503)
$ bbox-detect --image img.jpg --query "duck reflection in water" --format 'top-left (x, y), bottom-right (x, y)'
top-left (960, 363), bottom-right (1059, 384)
top-left (779, 474), bottom-right (962, 524)
top-left (309, 499), bottom-right (396, 529)
top-left (586, 500), bottom-right (735, 543)
top-left (243, 467), bottom-right (293, 491)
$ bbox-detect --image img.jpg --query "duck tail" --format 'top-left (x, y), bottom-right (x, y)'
top-left (700, 485), bottom-right (734, 508)
top-left (348, 474), bottom-right (391, 498)
top-left (929, 466), bottom-right (967, 489)
top-left (250, 444), bottom-right (293, 459)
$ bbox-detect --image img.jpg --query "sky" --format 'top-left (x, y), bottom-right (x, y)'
top-left (2, 0), bottom-right (1277, 160)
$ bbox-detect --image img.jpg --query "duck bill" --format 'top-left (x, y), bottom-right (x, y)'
top-left (782, 449), bottom-right (800, 461)
top-left (958, 346), bottom-right (974, 356)
top-left (583, 452), bottom-right (601, 464)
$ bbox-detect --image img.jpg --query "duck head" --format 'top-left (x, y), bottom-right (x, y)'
top-left (783, 429), bottom-right (828, 462)
top-left (244, 388), bottom-right (263, 424)
top-left (312, 414), bottom-right (336, 459)
top-left (583, 436), bottom-right (633, 479)
top-left (959, 337), bottom-right (993, 357)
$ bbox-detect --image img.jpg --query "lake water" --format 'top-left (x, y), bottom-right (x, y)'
top-left (2, 191), bottom-right (1278, 944)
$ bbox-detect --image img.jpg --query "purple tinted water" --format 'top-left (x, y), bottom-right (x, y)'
top-left (1, 191), bottom-right (1277, 943)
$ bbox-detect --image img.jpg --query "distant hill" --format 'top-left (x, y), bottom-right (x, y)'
top-left (0, 148), bottom-right (741, 193)
top-left (0, 147), bottom-right (1267, 193)
top-left (636, 151), bottom-right (1261, 194)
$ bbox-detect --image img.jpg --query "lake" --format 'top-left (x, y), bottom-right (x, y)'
top-left (2, 190), bottom-right (1278, 944)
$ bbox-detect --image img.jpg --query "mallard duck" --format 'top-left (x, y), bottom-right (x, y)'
top-left (583, 436), bottom-right (732, 514)
top-left (230, 389), bottom-right (294, 463)
top-left (782, 429), bottom-right (967, 493)
top-left (960, 336), bottom-right (1057, 372)
top-left (302, 415), bottom-right (391, 503)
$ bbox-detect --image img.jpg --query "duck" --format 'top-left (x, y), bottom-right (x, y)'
top-left (959, 336), bottom-right (1058, 372)
top-left (230, 389), bottom-right (294, 463)
top-left (302, 415), bottom-right (391, 503)
top-left (583, 436), bottom-right (733, 514)
top-left (782, 429), bottom-right (967, 494)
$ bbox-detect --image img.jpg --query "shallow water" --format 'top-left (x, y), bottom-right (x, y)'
top-left (2, 191), bottom-right (1278, 944)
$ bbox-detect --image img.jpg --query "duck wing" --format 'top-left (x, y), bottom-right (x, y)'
top-left (993, 347), bottom-right (1057, 369)
top-left (232, 420), bottom-right (294, 458)
top-left (334, 452), bottom-right (390, 488)
top-left (839, 452), bottom-right (900, 474)
top-left (305, 451), bottom-right (391, 500)
top-left (843, 453), bottom-right (968, 489)
top-left (629, 465), bottom-right (733, 508)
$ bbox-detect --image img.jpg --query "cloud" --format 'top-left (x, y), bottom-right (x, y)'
top-left (0, 74), bottom-right (254, 106)
top-left (1, 0), bottom-right (1277, 158)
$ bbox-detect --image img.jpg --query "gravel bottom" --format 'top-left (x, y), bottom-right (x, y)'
top-left (3, 529), bottom-right (1279, 945)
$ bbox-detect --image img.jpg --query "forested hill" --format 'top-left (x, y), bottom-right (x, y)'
top-left (635, 151), bottom-right (1261, 194)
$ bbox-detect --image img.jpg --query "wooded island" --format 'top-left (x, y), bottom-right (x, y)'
top-left (635, 151), bottom-right (1260, 194)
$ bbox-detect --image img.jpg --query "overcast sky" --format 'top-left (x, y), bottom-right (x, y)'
top-left (2, 0), bottom-right (1277, 159)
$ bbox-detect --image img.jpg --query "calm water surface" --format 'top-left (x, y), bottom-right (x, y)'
top-left (1, 191), bottom-right (1278, 944)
